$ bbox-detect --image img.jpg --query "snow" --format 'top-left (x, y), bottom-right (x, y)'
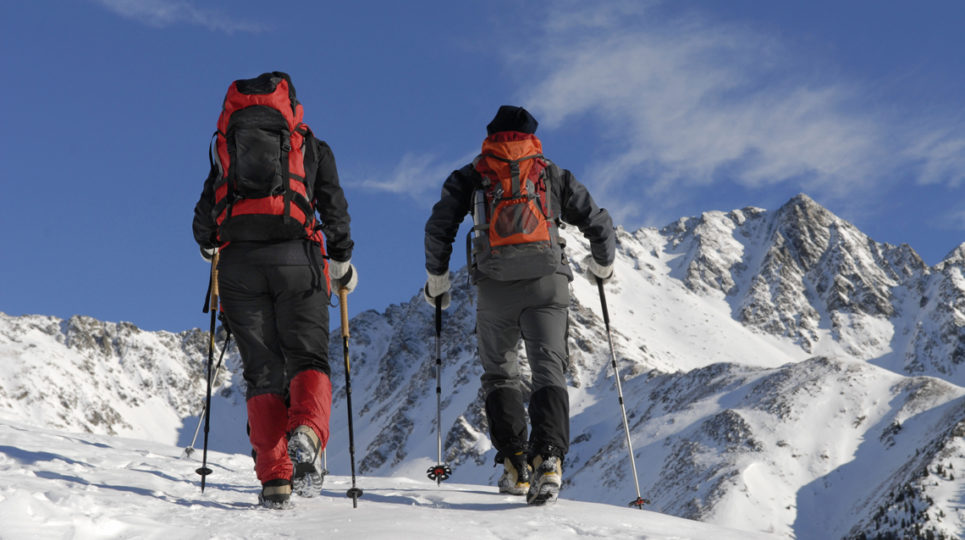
top-left (0, 413), bottom-right (776, 540)
top-left (3, 195), bottom-right (965, 538)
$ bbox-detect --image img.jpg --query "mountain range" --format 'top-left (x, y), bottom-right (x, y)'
top-left (2, 193), bottom-right (963, 539)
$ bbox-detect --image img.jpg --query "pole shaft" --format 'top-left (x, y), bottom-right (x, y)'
top-left (597, 278), bottom-right (643, 501)
top-left (198, 251), bottom-right (220, 492)
top-left (187, 333), bottom-right (231, 451)
top-left (435, 298), bottom-right (443, 476)
top-left (339, 287), bottom-right (361, 507)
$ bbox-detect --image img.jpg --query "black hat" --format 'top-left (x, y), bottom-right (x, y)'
top-left (486, 105), bottom-right (538, 135)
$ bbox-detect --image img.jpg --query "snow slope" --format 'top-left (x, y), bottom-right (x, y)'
top-left (0, 413), bottom-right (775, 540)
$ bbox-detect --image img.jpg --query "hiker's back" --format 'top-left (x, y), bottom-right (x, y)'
top-left (470, 132), bottom-right (563, 281)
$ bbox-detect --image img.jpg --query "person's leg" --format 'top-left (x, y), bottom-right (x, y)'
top-left (476, 278), bottom-right (529, 457)
top-left (519, 274), bottom-right (570, 459)
top-left (519, 274), bottom-right (570, 505)
top-left (219, 263), bottom-right (293, 489)
top-left (269, 264), bottom-right (331, 495)
top-left (269, 264), bottom-right (332, 445)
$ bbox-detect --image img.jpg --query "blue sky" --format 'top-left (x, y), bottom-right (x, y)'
top-left (2, 0), bottom-right (964, 332)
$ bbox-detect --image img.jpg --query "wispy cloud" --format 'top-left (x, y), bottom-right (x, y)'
top-left (93, 0), bottom-right (266, 33)
top-left (507, 3), bottom-right (965, 225)
top-left (356, 151), bottom-right (475, 204)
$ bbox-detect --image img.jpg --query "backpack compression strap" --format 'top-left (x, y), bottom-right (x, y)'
top-left (481, 153), bottom-right (543, 198)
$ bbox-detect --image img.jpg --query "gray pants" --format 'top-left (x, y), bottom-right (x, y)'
top-left (476, 273), bottom-right (570, 458)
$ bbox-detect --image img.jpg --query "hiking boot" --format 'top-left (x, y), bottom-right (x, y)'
top-left (497, 451), bottom-right (532, 496)
top-left (287, 425), bottom-right (324, 497)
top-left (526, 454), bottom-right (563, 505)
top-left (258, 478), bottom-right (293, 509)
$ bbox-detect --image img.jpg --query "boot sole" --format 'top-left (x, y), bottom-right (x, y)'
top-left (258, 496), bottom-right (293, 510)
top-left (288, 434), bottom-right (324, 497)
top-left (292, 461), bottom-right (324, 497)
top-left (526, 484), bottom-right (560, 505)
top-left (526, 471), bottom-right (561, 506)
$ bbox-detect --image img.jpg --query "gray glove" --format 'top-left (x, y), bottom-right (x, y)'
top-left (423, 271), bottom-right (451, 310)
top-left (329, 260), bottom-right (358, 294)
top-left (588, 257), bottom-right (614, 282)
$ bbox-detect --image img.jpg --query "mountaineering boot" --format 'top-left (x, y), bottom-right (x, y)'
top-left (527, 453), bottom-right (563, 505)
top-left (259, 478), bottom-right (293, 509)
top-left (497, 451), bottom-right (532, 495)
top-left (288, 425), bottom-right (324, 497)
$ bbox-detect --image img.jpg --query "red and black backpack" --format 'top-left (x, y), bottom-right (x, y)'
top-left (209, 72), bottom-right (322, 245)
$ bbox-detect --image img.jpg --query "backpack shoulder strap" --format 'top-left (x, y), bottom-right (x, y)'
top-left (207, 131), bottom-right (221, 179)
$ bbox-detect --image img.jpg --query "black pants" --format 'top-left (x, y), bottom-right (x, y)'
top-left (218, 263), bottom-right (331, 399)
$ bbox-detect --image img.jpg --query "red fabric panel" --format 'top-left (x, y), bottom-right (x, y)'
top-left (287, 370), bottom-right (332, 449)
top-left (288, 178), bottom-right (307, 199)
top-left (230, 197), bottom-right (307, 224)
top-left (214, 183), bottom-right (228, 203)
top-left (246, 393), bottom-right (292, 482)
top-left (289, 130), bottom-right (306, 177)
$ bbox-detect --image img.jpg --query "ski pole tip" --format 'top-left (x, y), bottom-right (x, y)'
top-left (628, 497), bottom-right (649, 509)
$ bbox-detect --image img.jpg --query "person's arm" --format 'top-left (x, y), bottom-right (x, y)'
top-left (192, 163), bottom-right (219, 250)
top-left (557, 167), bottom-right (615, 268)
top-left (312, 139), bottom-right (354, 262)
top-left (424, 165), bottom-right (475, 275)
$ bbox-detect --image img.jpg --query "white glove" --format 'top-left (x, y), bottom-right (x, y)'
top-left (200, 246), bottom-right (218, 263)
top-left (424, 271), bottom-right (451, 310)
top-left (330, 260), bottom-right (358, 294)
top-left (588, 258), bottom-right (614, 282)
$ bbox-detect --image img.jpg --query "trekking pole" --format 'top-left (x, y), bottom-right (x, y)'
top-left (596, 277), bottom-right (649, 509)
top-left (426, 297), bottom-right (452, 485)
top-left (196, 251), bottom-right (220, 492)
top-left (185, 331), bottom-right (231, 458)
top-left (339, 288), bottom-right (363, 508)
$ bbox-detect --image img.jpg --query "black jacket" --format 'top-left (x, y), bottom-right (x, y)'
top-left (425, 160), bottom-right (615, 281)
top-left (193, 136), bottom-right (353, 265)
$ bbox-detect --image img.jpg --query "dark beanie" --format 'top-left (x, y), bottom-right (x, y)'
top-left (486, 105), bottom-right (538, 135)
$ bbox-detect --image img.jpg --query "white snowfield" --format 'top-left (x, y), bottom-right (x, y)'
top-left (0, 414), bottom-right (776, 540)
top-left (3, 194), bottom-right (965, 539)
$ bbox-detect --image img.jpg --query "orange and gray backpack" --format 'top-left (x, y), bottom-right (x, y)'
top-left (468, 132), bottom-right (563, 280)
top-left (209, 72), bottom-right (323, 246)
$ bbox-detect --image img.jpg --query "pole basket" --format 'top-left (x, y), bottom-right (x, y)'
top-left (426, 464), bottom-right (452, 483)
top-left (347, 487), bottom-right (363, 508)
top-left (196, 465), bottom-right (213, 492)
top-left (628, 496), bottom-right (650, 509)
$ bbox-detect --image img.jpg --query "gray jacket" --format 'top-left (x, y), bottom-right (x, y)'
top-left (424, 161), bottom-right (615, 281)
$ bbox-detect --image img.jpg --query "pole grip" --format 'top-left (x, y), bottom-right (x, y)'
top-left (339, 288), bottom-right (350, 339)
top-left (209, 251), bottom-right (221, 312)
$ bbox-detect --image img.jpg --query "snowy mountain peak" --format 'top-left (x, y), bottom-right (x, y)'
top-left (3, 194), bottom-right (965, 539)
top-left (940, 242), bottom-right (965, 266)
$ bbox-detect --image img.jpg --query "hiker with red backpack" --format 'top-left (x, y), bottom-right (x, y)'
top-left (424, 106), bottom-right (615, 505)
top-left (192, 72), bottom-right (356, 509)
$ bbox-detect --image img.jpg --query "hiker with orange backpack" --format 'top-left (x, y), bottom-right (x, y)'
top-left (423, 106), bottom-right (615, 505)
top-left (192, 72), bottom-right (356, 509)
